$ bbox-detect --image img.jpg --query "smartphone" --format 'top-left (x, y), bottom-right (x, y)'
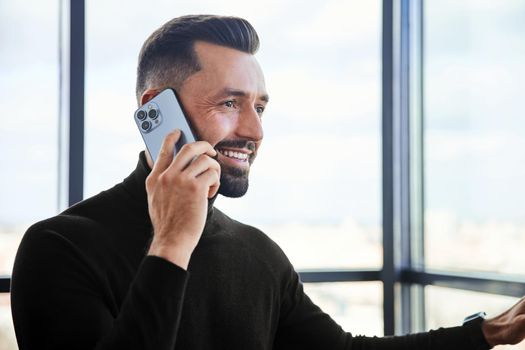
top-left (134, 88), bottom-right (196, 164)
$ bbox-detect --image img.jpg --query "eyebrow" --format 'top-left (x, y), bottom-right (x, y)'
top-left (220, 87), bottom-right (270, 103)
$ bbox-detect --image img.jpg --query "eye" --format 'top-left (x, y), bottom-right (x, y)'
top-left (224, 100), bottom-right (236, 108)
top-left (256, 105), bottom-right (265, 115)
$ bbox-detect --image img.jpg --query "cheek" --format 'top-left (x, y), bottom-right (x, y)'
top-left (193, 114), bottom-right (236, 145)
top-left (255, 140), bottom-right (263, 153)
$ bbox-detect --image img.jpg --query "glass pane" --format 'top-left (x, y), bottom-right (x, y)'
top-left (424, 0), bottom-right (525, 274)
top-left (0, 294), bottom-right (17, 350)
top-left (304, 282), bottom-right (383, 336)
top-left (85, 0), bottom-right (382, 270)
top-left (0, 2), bottom-right (59, 275)
top-left (426, 286), bottom-right (524, 350)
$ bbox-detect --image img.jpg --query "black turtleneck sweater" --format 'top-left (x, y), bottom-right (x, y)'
top-left (11, 152), bottom-right (487, 350)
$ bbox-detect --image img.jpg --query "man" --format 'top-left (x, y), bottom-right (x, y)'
top-left (10, 14), bottom-right (525, 350)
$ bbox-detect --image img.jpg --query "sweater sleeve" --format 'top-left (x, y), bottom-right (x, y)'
top-left (10, 227), bottom-right (188, 350)
top-left (274, 267), bottom-right (479, 350)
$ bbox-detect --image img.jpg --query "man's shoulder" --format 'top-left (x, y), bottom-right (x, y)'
top-left (20, 190), bottom-right (109, 247)
top-left (32, 188), bottom-right (116, 232)
top-left (21, 184), bottom-right (146, 254)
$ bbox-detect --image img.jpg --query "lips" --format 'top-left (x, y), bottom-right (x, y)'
top-left (217, 148), bottom-right (250, 161)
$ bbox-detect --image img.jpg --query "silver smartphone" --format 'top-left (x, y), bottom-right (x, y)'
top-left (134, 88), bottom-right (196, 164)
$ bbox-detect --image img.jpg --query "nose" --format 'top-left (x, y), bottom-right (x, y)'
top-left (235, 106), bottom-right (264, 142)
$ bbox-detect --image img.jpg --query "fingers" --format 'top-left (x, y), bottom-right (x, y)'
top-left (186, 154), bottom-right (221, 178)
top-left (146, 131), bottom-right (220, 198)
top-left (208, 180), bottom-right (220, 198)
top-left (150, 130), bottom-right (216, 176)
top-left (197, 168), bottom-right (221, 198)
top-left (182, 153), bottom-right (221, 198)
top-left (151, 129), bottom-right (182, 175)
top-left (169, 141), bottom-right (217, 172)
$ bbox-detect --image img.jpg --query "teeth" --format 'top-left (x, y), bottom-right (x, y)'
top-left (219, 149), bottom-right (249, 160)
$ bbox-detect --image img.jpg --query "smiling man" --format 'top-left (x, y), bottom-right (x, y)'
top-left (141, 39), bottom-right (268, 199)
top-left (10, 14), bottom-right (525, 350)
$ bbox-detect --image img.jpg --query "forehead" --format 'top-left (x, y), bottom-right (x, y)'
top-left (184, 41), bottom-right (267, 97)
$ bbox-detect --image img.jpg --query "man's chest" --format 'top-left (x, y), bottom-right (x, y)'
top-left (176, 238), bottom-right (282, 349)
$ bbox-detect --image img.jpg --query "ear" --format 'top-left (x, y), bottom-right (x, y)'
top-left (140, 88), bottom-right (161, 106)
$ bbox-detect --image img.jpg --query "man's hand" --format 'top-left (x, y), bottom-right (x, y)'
top-left (145, 129), bottom-right (220, 270)
top-left (482, 297), bottom-right (525, 347)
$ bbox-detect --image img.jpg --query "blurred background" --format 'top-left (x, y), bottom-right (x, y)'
top-left (1, 0), bottom-right (525, 349)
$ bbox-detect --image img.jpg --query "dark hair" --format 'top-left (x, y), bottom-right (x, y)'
top-left (135, 15), bottom-right (260, 105)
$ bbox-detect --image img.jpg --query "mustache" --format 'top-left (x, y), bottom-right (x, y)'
top-left (214, 140), bottom-right (256, 152)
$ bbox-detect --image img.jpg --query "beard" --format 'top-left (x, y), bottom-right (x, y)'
top-left (214, 139), bottom-right (257, 198)
top-left (218, 163), bottom-right (250, 198)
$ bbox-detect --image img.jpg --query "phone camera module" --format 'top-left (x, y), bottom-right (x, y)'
top-left (137, 110), bottom-right (146, 120)
top-left (141, 121), bottom-right (151, 131)
top-left (148, 108), bottom-right (159, 119)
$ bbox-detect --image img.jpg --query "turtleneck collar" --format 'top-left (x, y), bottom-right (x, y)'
top-left (120, 151), bottom-right (218, 234)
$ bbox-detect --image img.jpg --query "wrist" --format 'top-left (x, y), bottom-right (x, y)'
top-left (463, 312), bottom-right (492, 349)
top-left (482, 318), bottom-right (503, 348)
top-left (148, 236), bottom-right (196, 270)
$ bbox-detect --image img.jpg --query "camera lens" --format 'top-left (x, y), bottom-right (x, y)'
top-left (148, 108), bottom-right (158, 119)
top-left (141, 121), bottom-right (151, 131)
top-left (137, 110), bottom-right (146, 120)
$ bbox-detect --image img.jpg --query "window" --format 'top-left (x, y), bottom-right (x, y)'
top-left (3, 1), bottom-right (525, 349)
top-left (84, 0), bottom-right (382, 271)
top-left (412, 0), bottom-right (525, 346)
top-left (426, 287), bottom-right (523, 350)
top-left (305, 282), bottom-right (383, 336)
top-left (85, 0), bottom-right (383, 333)
top-left (424, 0), bottom-right (525, 275)
top-left (0, 1), bottom-right (60, 347)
